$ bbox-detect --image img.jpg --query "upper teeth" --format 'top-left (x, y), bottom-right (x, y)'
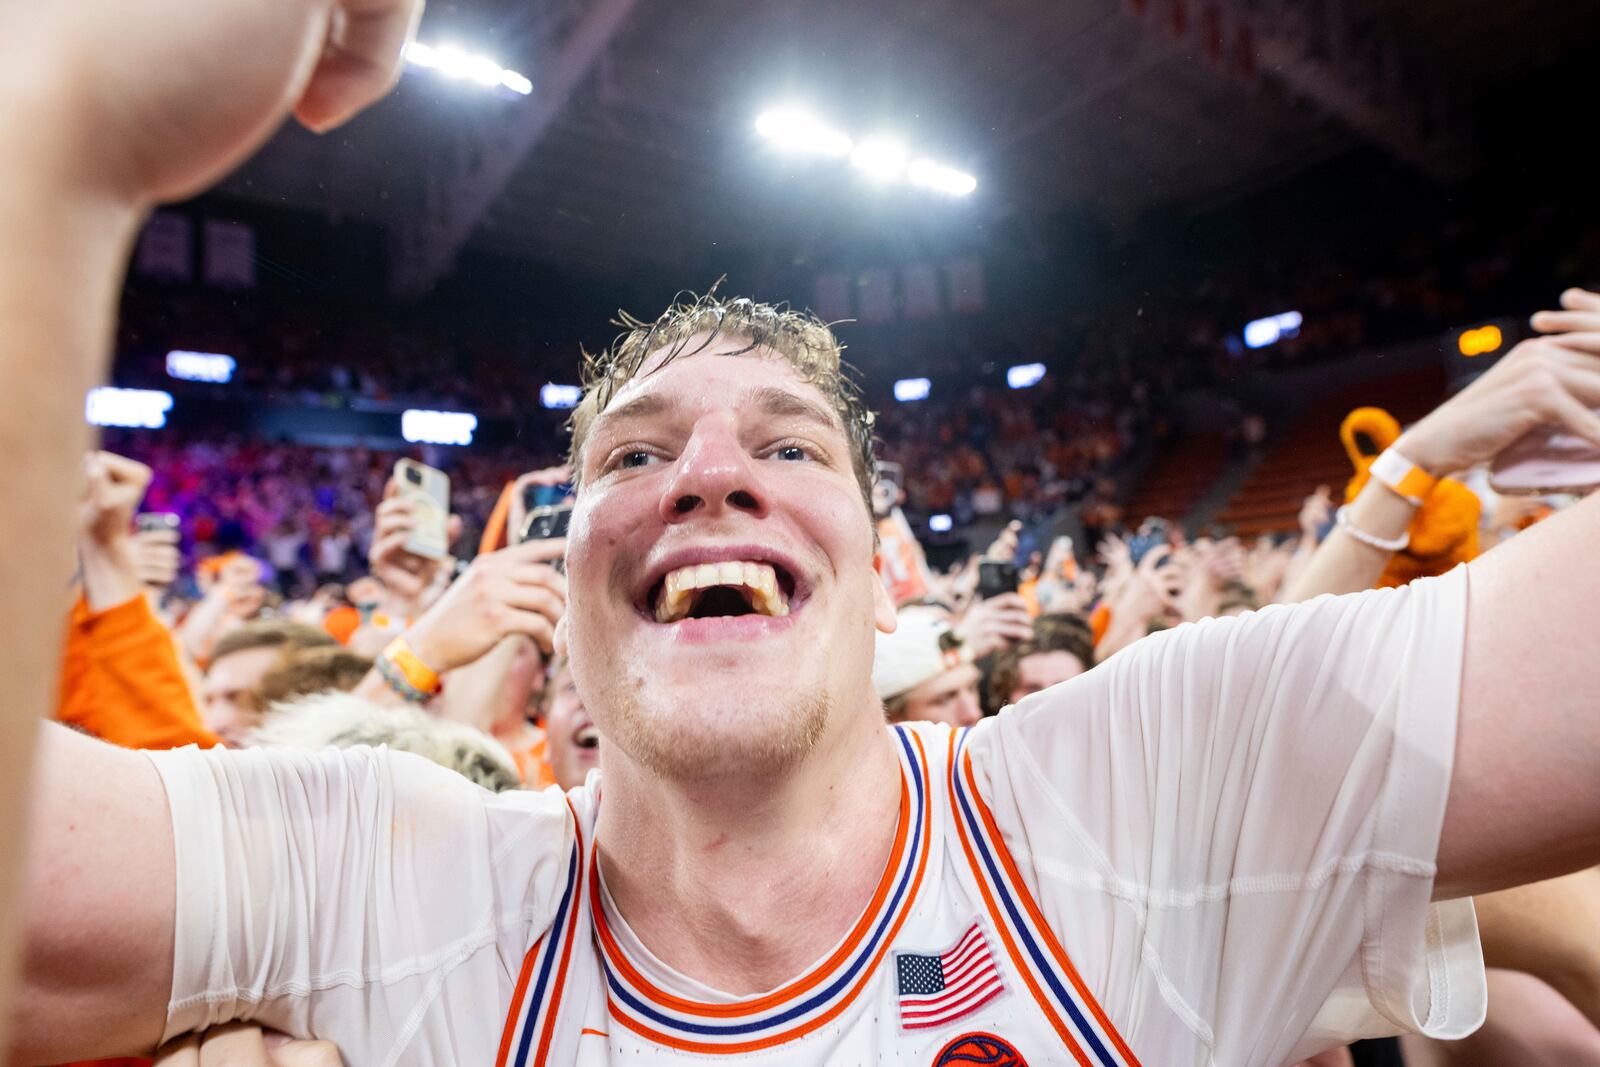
top-left (654, 560), bottom-right (790, 623)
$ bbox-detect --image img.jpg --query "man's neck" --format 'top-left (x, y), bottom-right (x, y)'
top-left (594, 708), bottom-right (902, 994)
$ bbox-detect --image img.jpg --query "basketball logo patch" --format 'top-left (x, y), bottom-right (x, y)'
top-left (932, 1031), bottom-right (1028, 1066)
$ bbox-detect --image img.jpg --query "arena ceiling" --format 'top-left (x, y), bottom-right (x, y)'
top-left (215, 0), bottom-right (1596, 295)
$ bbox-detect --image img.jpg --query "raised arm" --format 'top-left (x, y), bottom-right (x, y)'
top-left (0, 0), bottom-right (420, 1052)
top-left (1415, 296), bottom-right (1600, 896)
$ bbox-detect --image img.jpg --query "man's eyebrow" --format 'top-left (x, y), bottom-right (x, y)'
top-left (749, 386), bottom-right (840, 431)
top-left (591, 391), bottom-right (674, 433)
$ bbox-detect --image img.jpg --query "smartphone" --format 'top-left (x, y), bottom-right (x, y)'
top-left (1127, 517), bottom-right (1170, 565)
top-left (394, 459), bottom-right (451, 560)
top-left (519, 503), bottom-right (573, 544)
top-left (521, 481), bottom-right (572, 514)
top-left (1490, 426), bottom-right (1600, 496)
top-left (1047, 535), bottom-right (1077, 581)
top-left (872, 461), bottom-right (904, 518)
top-left (977, 559), bottom-right (1019, 600)
top-left (135, 512), bottom-right (181, 534)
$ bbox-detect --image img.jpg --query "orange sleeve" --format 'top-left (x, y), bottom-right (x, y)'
top-left (1090, 602), bottom-right (1111, 648)
top-left (56, 594), bottom-right (222, 750)
top-left (478, 480), bottom-right (517, 556)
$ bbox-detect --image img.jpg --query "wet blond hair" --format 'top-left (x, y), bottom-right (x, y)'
top-left (567, 288), bottom-right (878, 516)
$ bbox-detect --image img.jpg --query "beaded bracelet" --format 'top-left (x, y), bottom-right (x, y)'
top-left (1334, 504), bottom-right (1410, 553)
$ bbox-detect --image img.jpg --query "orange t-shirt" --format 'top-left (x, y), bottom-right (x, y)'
top-left (57, 593), bottom-right (221, 751)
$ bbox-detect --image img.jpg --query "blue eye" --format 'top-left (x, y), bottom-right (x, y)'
top-left (620, 451), bottom-right (655, 469)
top-left (775, 445), bottom-right (808, 462)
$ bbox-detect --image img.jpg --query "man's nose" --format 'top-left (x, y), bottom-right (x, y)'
top-left (658, 415), bottom-right (770, 524)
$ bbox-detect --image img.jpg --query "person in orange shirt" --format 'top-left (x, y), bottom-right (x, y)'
top-left (60, 452), bottom-right (219, 752)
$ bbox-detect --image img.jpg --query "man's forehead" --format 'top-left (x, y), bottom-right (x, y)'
top-left (594, 343), bottom-right (840, 431)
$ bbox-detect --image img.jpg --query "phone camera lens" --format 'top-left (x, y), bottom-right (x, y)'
top-left (405, 467), bottom-right (422, 485)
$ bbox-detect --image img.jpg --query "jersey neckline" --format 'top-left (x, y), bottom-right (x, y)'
top-left (588, 724), bottom-right (935, 1054)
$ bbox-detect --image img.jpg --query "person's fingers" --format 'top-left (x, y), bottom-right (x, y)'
top-left (1536, 331), bottom-right (1600, 359)
top-left (499, 585), bottom-right (566, 625)
top-left (369, 529), bottom-right (414, 562)
top-left (509, 564), bottom-right (568, 600)
top-left (1544, 387), bottom-right (1600, 448)
top-left (503, 536), bottom-right (568, 566)
top-left (97, 451), bottom-right (155, 490)
top-left (293, 0), bottom-right (424, 132)
top-left (381, 476), bottom-right (401, 500)
top-left (498, 609), bottom-right (557, 655)
top-left (1530, 310), bottom-right (1600, 335)
top-left (1560, 288), bottom-right (1600, 312)
top-left (152, 1033), bottom-right (201, 1067)
top-left (196, 1023), bottom-right (273, 1063)
top-left (1546, 360), bottom-right (1600, 409)
top-left (269, 1039), bottom-right (342, 1067)
top-left (446, 513), bottom-right (463, 545)
top-left (375, 496), bottom-right (415, 522)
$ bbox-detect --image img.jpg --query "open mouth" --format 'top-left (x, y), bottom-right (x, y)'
top-left (573, 724), bottom-right (599, 751)
top-left (645, 560), bottom-right (797, 624)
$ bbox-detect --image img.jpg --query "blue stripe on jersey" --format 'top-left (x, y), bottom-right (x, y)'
top-left (600, 726), bottom-right (926, 1038)
top-left (951, 728), bottom-right (1121, 1067)
top-left (512, 843), bottom-right (580, 1067)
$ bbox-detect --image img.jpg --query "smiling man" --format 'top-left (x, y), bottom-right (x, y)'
top-left (11, 4), bottom-right (1600, 1066)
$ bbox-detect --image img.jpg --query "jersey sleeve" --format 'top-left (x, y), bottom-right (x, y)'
top-left (969, 566), bottom-right (1485, 1065)
top-left (143, 743), bottom-right (574, 1063)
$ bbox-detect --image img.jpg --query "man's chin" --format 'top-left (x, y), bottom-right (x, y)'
top-left (603, 686), bottom-right (833, 783)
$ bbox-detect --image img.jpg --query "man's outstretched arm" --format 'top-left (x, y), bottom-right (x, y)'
top-left (0, 0), bottom-right (419, 1053)
top-left (1410, 302), bottom-right (1600, 897)
top-left (11, 725), bottom-right (176, 1060)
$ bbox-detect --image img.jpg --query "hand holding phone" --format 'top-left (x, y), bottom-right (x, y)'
top-left (393, 459), bottom-right (451, 560)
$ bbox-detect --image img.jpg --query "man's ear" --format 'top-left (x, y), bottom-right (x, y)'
top-left (554, 612), bottom-right (570, 657)
top-left (872, 556), bottom-right (898, 634)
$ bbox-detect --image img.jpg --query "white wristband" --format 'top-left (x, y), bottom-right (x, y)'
top-left (1335, 505), bottom-right (1409, 553)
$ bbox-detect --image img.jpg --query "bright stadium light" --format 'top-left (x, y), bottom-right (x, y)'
top-left (928, 513), bottom-right (953, 533)
top-left (754, 107), bottom-right (853, 157)
top-left (850, 138), bottom-right (909, 182)
top-left (1006, 362), bottom-right (1046, 389)
top-left (403, 41), bottom-right (532, 96)
top-left (1243, 310), bottom-right (1304, 349)
top-left (165, 350), bottom-right (236, 384)
top-left (893, 377), bottom-right (931, 402)
top-left (86, 387), bottom-right (173, 429)
top-left (540, 383), bottom-right (581, 409)
top-left (907, 158), bottom-right (977, 197)
top-left (401, 409), bottom-right (478, 446)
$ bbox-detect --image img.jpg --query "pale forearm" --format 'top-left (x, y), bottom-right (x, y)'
top-left (80, 537), bottom-right (145, 613)
top-left (0, 104), bottom-right (144, 1051)
top-left (1473, 867), bottom-right (1600, 1030)
top-left (176, 589), bottom-right (235, 662)
top-left (1280, 481), bottom-right (1417, 602)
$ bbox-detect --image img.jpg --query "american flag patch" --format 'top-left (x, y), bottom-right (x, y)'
top-left (895, 923), bottom-right (1004, 1030)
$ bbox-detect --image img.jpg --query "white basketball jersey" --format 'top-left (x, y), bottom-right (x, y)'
top-left (153, 570), bottom-right (1487, 1066)
top-left (497, 722), bottom-right (1136, 1067)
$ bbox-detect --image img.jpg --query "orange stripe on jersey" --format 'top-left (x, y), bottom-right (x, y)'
top-left (590, 761), bottom-right (914, 1019)
top-left (959, 742), bottom-right (1143, 1067)
top-left (496, 798), bottom-right (586, 1067)
top-left (946, 730), bottom-right (1095, 1066)
top-left (531, 799), bottom-right (587, 1067)
top-left (496, 932), bottom-right (546, 1067)
top-left (600, 732), bottom-right (934, 1055)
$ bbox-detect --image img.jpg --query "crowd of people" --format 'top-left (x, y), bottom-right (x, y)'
top-left (42, 285), bottom-right (1600, 1067)
top-left (6, 4), bottom-right (1600, 1067)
